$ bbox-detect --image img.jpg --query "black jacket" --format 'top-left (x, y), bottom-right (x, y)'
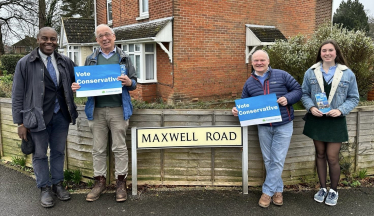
top-left (12, 48), bottom-right (78, 132)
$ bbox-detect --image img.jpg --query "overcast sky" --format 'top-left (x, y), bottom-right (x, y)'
top-left (333, 0), bottom-right (374, 17)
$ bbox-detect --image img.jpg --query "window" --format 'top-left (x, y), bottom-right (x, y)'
top-left (122, 43), bottom-right (156, 83)
top-left (107, 0), bottom-right (112, 25)
top-left (68, 46), bottom-right (80, 65)
top-left (139, 0), bottom-right (149, 17)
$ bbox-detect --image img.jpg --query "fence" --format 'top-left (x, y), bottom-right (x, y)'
top-left (1, 97), bottom-right (373, 186)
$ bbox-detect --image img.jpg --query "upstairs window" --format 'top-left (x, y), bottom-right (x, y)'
top-left (139, 0), bottom-right (149, 17)
top-left (107, 0), bottom-right (113, 25)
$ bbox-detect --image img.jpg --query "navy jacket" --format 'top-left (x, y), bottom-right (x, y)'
top-left (241, 67), bottom-right (302, 127)
top-left (12, 48), bottom-right (78, 132)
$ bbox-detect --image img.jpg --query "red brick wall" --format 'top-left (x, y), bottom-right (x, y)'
top-left (97, 0), bottom-right (331, 103)
top-left (315, 0), bottom-right (333, 28)
top-left (97, 0), bottom-right (108, 25)
top-left (97, 0), bottom-right (173, 27)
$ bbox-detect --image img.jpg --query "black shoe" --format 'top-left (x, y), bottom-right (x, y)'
top-left (40, 186), bottom-right (54, 208)
top-left (52, 182), bottom-right (71, 201)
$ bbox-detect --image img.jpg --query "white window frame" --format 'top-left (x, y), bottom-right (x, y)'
top-left (107, 0), bottom-right (113, 25)
top-left (67, 46), bottom-right (80, 66)
top-left (137, 0), bottom-right (149, 20)
top-left (122, 43), bottom-right (157, 83)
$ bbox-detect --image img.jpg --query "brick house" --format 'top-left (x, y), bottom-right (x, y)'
top-left (12, 36), bottom-right (37, 54)
top-left (93, 0), bottom-right (333, 103)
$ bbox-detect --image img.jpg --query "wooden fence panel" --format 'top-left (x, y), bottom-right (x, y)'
top-left (2, 99), bottom-right (374, 186)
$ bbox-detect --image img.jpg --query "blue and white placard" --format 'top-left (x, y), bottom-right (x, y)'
top-left (235, 94), bottom-right (282, 127)
top-left (74, 64), bottom-right (122, 97)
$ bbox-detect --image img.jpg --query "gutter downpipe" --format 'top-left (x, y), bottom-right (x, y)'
top-left (94, 0), bottom-right (97, 27)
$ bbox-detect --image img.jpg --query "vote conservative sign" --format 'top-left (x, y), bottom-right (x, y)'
top-left (235, 93), bottom-right (282, 127)
top-left (74, 64), bottom-right (122, 97)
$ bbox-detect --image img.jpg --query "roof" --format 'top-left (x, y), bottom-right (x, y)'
top-left (246, 24), bottom-right (286, 42)
top-left (114, 17), bottom-right (173, 40)
top-left (62, 17), bottom-right (96, 43)
top-left (12, 36), bottom-right (37, 47)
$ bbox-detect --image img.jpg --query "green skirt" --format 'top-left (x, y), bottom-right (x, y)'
top-left (303, 113), bottom-right (348, 142)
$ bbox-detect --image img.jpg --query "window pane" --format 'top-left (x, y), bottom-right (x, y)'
top-left (129, 44), bottom-right (134, 52)
top-left (136, 55), bottom-right (140, 79)
top-left (108, 3), bottom-right (112, 21)
top-left (145, 54), bottom-right (154, 80)
top-left (142, 0), bottom-right (149, 13)
top-left (74, 46), bottom-right (78, 50)
top-left (122, 45), bottom-right (127, 51)
top-left (135, 44), bottom-right (141, 52)
top-left (145, 43), bottom-right (154, 52)
top-left (74, 52), bottom-right (79, 65)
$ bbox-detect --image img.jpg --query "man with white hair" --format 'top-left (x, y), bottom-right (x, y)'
top-left (72, 24), bottom-right (137, 202)
top-left (232, 50), bottom-right (302, 208)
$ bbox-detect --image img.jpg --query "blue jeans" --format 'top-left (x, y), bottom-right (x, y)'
top-left (258, 121), bottom-right (293, 197)
top-left (31, 112), bottom-right (70, 188)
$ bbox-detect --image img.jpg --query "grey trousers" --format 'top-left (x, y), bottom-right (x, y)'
top-left (88, 107), bottom-right (129, 179)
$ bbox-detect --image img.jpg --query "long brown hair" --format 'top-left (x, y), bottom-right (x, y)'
top-left (315, 40), bottom-right (348, 66)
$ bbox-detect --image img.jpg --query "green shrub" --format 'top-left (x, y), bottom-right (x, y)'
top-left (265, 23), bottom-right (374, 98)
top-left (0, 54), bottom-right (25, 75)
top-left (11, 156), bottom-right (26, 168)
top-left (63, 169), bottom-right (83, 185)
top-left (0, 73), bottom-right (13, 98)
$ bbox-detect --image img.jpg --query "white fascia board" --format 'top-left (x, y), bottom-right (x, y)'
top-left (115, 38), bottom-right (155, 44)
top-left (245, 24), bottom-right (276, 28)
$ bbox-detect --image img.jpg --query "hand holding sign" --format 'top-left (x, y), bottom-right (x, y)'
top-left (74, 64), bottom-right (122, 97)
top-left (235, 94), bottom-right (282, 127)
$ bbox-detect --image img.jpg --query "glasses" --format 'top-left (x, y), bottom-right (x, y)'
top-left (97, 32), bottom-right (113, 39)
top-left (40, 37), bottom-right (57, 42)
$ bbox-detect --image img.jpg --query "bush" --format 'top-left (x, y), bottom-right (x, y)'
top-left (265, 23), bottom-right (374, 98)
top-left (0, 54), bottom-right (25, 76)
top-left (0, 72), bottom-right (13, 98)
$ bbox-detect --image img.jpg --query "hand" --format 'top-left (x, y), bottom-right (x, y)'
top-left (117, 75), bottom-right (132, 87)
top-left (18, 125), bottom-right (28, 141)
top-left (326, 109), bottom-right (342, 117)
top-left (277, 96), bottom-right (288, 106)
top-left (310, 107), bottom-right (323, 117)
top-left (232, 107), bottom-right (238, 116)
top-left (71, 82), bottom-right (81, 92)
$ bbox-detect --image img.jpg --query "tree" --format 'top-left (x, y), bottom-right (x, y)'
top-left (265, 23), bottom-right (374, 98)
top-left (0, 0), bottom-right (37, 55)
top-left (60, 0), bottom-right (94, 18)
top-left (333, 0), bottom-right (370, 33)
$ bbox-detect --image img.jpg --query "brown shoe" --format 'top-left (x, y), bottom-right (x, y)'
top-left (116, 175), bottom-right (127, 202)
top-left (86, 176), bottom-right (107, 201)
top-left (258, 193), bottom-right (271, 208)
top-left (273, 192), bottom-right (283, 206)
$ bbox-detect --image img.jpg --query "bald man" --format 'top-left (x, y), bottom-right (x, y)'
top-left (12, 27), bottom-right (78, 208)
top-left (232, 50), bottom-right (302, 208)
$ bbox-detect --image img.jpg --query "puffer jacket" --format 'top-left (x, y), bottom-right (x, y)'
top-left (84, 46), bottom-right (137, 120)
top-left (241, 67), bottom-right (302, 127)
top-left (12, 48), bottom-right (78, 132)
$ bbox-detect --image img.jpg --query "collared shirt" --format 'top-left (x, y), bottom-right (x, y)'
top-left (254, 68), bottom-right (269, 86)
top-left (38, 49), bottom-right (60, 83)
top-left (321, 64), bottom-right (337, 84)
top-left (99, 47), bottom-right (116, 59)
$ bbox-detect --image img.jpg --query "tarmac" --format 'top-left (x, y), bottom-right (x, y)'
top-left (0, 163), bottom-right (373, 216)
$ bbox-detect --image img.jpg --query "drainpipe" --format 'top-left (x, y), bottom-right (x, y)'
top-left (94, 0), bottom-right (97, 27)
top-left (331, 0), bottom-right (334, 27)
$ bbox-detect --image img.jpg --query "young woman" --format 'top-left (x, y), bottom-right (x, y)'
top-left (301, 40), bottom-right (359, 206)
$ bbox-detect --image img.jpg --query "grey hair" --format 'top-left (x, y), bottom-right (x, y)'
top-left (37, 27), bottom-right (58, 38)
top-left (251, 49), bottom-right (270, 61)
top-left (95, 24), bottom-right (115, 37)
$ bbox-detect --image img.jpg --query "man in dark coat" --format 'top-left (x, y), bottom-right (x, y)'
top-left (12, 27), bottom-right (78, 208)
